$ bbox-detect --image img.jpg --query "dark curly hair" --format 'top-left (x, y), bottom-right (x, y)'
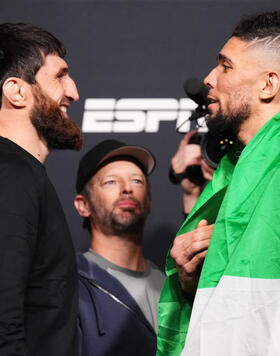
top-left (232, 11), bottom-right (280, 42)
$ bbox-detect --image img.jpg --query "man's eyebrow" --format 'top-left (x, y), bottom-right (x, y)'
top-left (98, 174), bottom-right (118, 181)
top-left (217, 53), bottom-right (233, 65)
top-left (57, 67), bottom-right (69, 76)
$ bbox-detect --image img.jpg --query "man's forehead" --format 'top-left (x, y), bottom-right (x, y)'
top-left (39, 53), bottom-right (68, 74)
top-left (222, 36), bottom-right (280, 73)
top-left (220, 37), bottom-right (250, 57)
top-left (93, 158), bottom-right (146, 179)
top-left (222, 36), bottom-right (271, 58)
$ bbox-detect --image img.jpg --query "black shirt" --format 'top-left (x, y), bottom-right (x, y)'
top-left (0, 137), bottom-right (78, 356)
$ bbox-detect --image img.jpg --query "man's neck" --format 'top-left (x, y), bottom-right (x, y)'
top-left (0, 109), bottom-right (48, 163)
top-left (91, 229), bottom-right (146, 272)
top-left (238, 107), bottom-right (280, 145)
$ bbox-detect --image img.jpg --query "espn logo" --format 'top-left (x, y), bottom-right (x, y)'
top-left (82, 98), bottom-right (207, 133)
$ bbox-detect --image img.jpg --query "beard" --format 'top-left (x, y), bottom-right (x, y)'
top-left (30, 83), bottom-right (83, 150)
top-left (206, 94), bottom-right (251, 140)
top-left (89, 195), bottom-right (150, 244)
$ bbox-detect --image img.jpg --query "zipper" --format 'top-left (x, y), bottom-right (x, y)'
top-left (81, 276), bottom-right (155, 334)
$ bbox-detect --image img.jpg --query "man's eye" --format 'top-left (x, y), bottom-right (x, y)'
top-left (57, 72), bottom-right (66, 80)
top-left (222, 63), bottom-right (231, 72)
top-left (104, 180), bottom-right (115, 185)
top-left (133, 179), bottom-right (143, 184)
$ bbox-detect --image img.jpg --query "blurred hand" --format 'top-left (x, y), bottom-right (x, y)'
top-left (171, 130), bottom-right (202, 175)
top-left (172, 130), bottom-right (203, 197)
top-left (201, 159), bottom-right (215, 181)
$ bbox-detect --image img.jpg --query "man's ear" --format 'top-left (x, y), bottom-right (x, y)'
top-left (2, 77), bottom-right (28, 108)
top-left (260, 72), bottom-right (280, 100)
top-left (74, 195), bottom-right (91, 218)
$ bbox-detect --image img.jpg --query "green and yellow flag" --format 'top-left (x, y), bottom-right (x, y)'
top-left (157, 112), bottom-right (280, 356)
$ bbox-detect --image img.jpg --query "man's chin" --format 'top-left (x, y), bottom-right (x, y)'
top-left (112, 210), bottom-right (145, 227)
top-left (207, 104), bottom-right (218, 116)
top-left (114, 214), bottom-right (137, 226)
top-left (30, 83), bottom-right (83, 151)
top-left (207, 114), bottom-right (216, 123)
top-left (206, 107), bottom-right (219, 120)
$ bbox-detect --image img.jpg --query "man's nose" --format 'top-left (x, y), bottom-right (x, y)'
top-left (121, 180), bottom-right (133, 194)
top-left (65, 77), bottom-right (79, 102)
top-left (204, 67), bottom-right (217, 89)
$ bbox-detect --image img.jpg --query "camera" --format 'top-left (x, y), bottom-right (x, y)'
top-left (194, 132), bottom-right (235, 169)
top-left (169, 132), bottom-right (235, 186)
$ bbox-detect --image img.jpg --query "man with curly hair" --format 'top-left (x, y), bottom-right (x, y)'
top-left (158, 11), bottom-right (280, 356)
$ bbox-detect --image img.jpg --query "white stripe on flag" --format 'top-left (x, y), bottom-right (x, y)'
top-left (181, 276), bottom-right (280, 356)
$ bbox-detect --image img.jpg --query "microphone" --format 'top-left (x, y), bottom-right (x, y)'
top-left (184, 78), bottom-right (209, 120)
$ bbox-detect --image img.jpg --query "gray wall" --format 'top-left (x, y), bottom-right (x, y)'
top-left (1, 0), bottom-right (278, 270)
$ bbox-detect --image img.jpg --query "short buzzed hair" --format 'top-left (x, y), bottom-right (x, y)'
top-left (232, 11), bottom-right (280, 47)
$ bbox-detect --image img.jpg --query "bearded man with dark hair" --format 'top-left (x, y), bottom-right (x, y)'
top-left (157, 11), bottom-right (280, 356)
top-left (0, 23), bottom-right (82, 356)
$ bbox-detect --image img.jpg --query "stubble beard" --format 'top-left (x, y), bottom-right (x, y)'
top-left (89, 196), bottom-right (150, 244)
top-left (30, 83), bottom-right (83, 150)
top-left (206, 93), bottom-right (252, 140)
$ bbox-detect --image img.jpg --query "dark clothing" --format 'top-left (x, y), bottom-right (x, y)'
top-left (0, 137), bottom-right (78, 356)
top-left (77, 253), bottom-right (157, 356)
